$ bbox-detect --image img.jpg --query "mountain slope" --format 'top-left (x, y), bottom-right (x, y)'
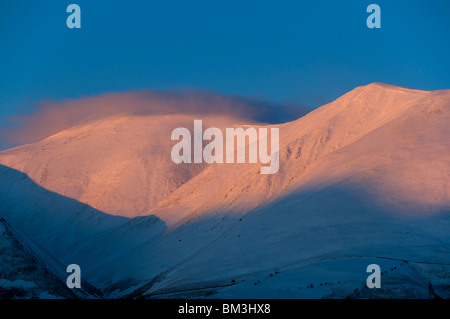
top-left (2, 83), bottom-right (445, 225)
top-left (148, 83), bottom-right (450, 226)
top-left (0, 218), bottom-right (100, 299)
top-left (110, 83), bottom-right (450, 297)
top-left (0, 114), bottom-right (255, 217)
top-left (0, 83), bottom-right (449, 298)
top-left (0, 164), bottom-right (128, 264)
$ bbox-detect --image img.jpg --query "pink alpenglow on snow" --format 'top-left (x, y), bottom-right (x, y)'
top-left (0, 83), bottom-right (450, 298)
top-left (171, 120), bottom-right (280, 174)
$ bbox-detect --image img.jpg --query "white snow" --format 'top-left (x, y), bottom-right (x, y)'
top-left (0, 83), bottom-right (449, 298)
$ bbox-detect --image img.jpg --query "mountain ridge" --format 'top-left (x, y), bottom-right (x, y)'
top-left (1, 82), bottom-right (449, 298)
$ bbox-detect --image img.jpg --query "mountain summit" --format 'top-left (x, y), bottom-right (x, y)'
top-left (1, 83), bottom-right (449, 298)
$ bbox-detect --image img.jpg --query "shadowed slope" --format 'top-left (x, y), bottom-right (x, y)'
top-left (0, 164), bottom-right (130, 262)
top-left (0, 218), bottom-right (101, 299)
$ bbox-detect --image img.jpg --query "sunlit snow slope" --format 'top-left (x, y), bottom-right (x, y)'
top-left (1, 83), bottom-right (449, 298)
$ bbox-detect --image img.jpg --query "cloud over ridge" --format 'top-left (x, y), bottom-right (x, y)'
top-left (1, 90), bottom-right (310, 149)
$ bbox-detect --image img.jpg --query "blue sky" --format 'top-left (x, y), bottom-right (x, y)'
top-left (1, 0), bottom-right (449, 146)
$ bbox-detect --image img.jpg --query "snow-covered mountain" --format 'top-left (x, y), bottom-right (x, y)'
top-left (0, 83), bottom-right (449, 298)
